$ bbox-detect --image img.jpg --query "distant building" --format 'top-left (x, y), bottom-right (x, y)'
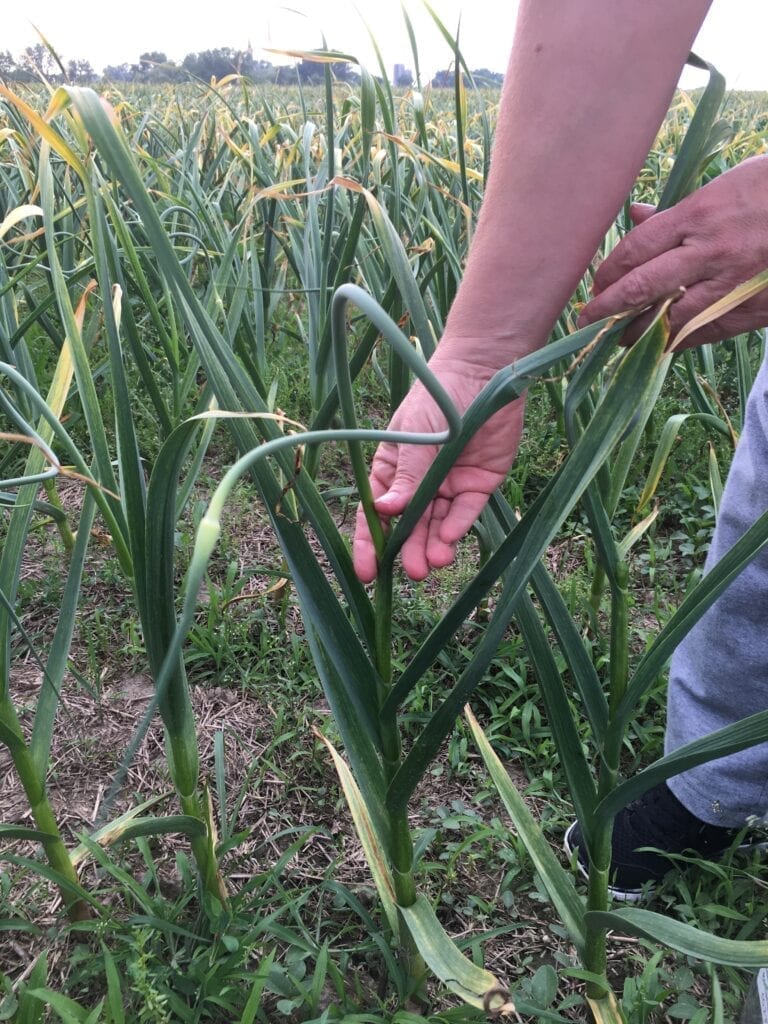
top-left (393, 63), bottom-right (413, 87)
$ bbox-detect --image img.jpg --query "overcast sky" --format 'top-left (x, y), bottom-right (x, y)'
top-left (4, 0), bottom-right (768, 90)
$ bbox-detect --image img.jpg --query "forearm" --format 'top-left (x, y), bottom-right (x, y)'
top-left (441, 0), bottom-right (712, 368)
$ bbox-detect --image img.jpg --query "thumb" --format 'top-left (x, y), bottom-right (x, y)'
top-left (373, 445), bottom-right (438, 516)
top-left (629, 202), bottom-right (656, 225)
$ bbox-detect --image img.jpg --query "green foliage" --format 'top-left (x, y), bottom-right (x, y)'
top-left (0, 31), bottom-right (767, 1024)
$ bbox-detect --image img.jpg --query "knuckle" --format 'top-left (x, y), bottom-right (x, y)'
top-left (595, 240), bottom-right (641, 291)
top-left (611, 243), bottom-right (640, 276)
top-left (620, 270), bottom-right (654, 310)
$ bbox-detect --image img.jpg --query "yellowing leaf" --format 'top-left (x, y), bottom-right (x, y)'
top-left (0, 204), bottom-right (43, 241)
top-left (0, 84), bottom-right (86, 177)
top-left (399, 896), bottom-right (514, 1013)
top-left (264, 48), bottom-right (358, 65)
top-left (314, 729), bottom-right (399, 939)
top-left (672, 269), bottom-right (768, 350)
top-left (587, 990), bottom-right (624, 1024)
top-left (70, 794), bottom-right (167, 866)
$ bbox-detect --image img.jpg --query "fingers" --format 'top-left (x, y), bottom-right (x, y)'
top-left (580, 245), bottom-right (702, 326)
top-left (591, 204), bottom-right (686, 296)
top-left (354, 493), bottom-right (464, 583)
top-left (425, 497), bottom-right (459, 569)
top-left (353, 438), bottom-right (445, 582)
top-left (352, 500), bottom-right (382, 584)
top-left (407, 491), bottom-right (494, 577)
top-left (354, 484), bottom-right (496, 583)
top-left (354, 408), bottom-right (469, 579)
top-left (596, 278), bottom-right (767, 351)
top-left (351, 369), bottom-right (523, 583)
top-left (629, 202), bottom-right (656, 226)
top-left (403, 489), bottom-right (492, 579)
top-left (356, 494), bottom-right (447, 584)
top-left (398, 502), bottom-right (437, 581)
top-left (352, 441), bottom-right (398, 584)
top-left (438, 491), bottom-right (495, 545)
top-left (372, 443), bottom-right (440, 517)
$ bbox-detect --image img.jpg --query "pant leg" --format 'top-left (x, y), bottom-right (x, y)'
top-left (665, 343), bottom-right (768, 827)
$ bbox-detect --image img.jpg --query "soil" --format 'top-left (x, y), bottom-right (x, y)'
top-left (0, 476), bottom-right (675, 1013)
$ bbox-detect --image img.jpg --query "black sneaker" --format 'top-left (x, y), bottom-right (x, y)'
top-left (563, 782), bottom-right (747, 902)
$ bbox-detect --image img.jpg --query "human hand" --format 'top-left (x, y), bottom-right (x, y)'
top-left (352, 355), bottom-right (525, 583)
top-left (578, 155), bottom-right (768, 347)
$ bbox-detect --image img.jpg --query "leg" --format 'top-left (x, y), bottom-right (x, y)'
top-left (566, 342), bottom-right (768, 900)
top-left (666, 343), bottom-right (768, 826)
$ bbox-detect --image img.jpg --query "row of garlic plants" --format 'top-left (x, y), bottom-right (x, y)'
top-left (0, 39), bottom-right (511, 967)
top-left (1, 41), bottom-right (767, 1015)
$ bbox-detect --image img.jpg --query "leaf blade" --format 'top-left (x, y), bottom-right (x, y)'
top-left (466, 706), bottom-right (586, 954)
top-left (399, 894), bottom-right (513, 1012)
top-left (587, 908), bottom-right (768, 967)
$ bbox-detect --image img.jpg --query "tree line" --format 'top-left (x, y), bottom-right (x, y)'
top-left (0, 44), bottom-right (503, 88)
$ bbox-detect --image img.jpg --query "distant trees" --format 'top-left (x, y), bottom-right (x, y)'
top-left (182, 48), bottom-right (246, 81)
top-left (431, 69), bottom-right (454, 88)
top-left (251, 59), bottom-right (282, 83)
top-left (469, 67), bottom-right (504, 87)
top-left (103, 63), bottom-right (136, 83)
top-left (134, 52), bottom-right (183, 82)
top-left (0, 42), bottom-right (501, 89)
top-left (67, 59), bottom-right (95, 83)
top-left (0, 50), bottom-right (16, 82)
top-left (430, 67), bottom-right (504, 88)
top-left (22, 44), bottom-right (58, 79)
top-left (0, 46), bottom-right (277, 85)
top-left (0, 44), bottom-right (93, 83)
top-left (102, 53), bottom-right (183, 84)
top-left (290, 59), bottom-right (360, 86)
top-left (139, 51), bottom-right (168, 74)
top-left (328, 61), bottom-right (360, 85)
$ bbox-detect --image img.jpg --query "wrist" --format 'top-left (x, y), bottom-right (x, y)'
top-left (436, 316), bottom-right (546, 372)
